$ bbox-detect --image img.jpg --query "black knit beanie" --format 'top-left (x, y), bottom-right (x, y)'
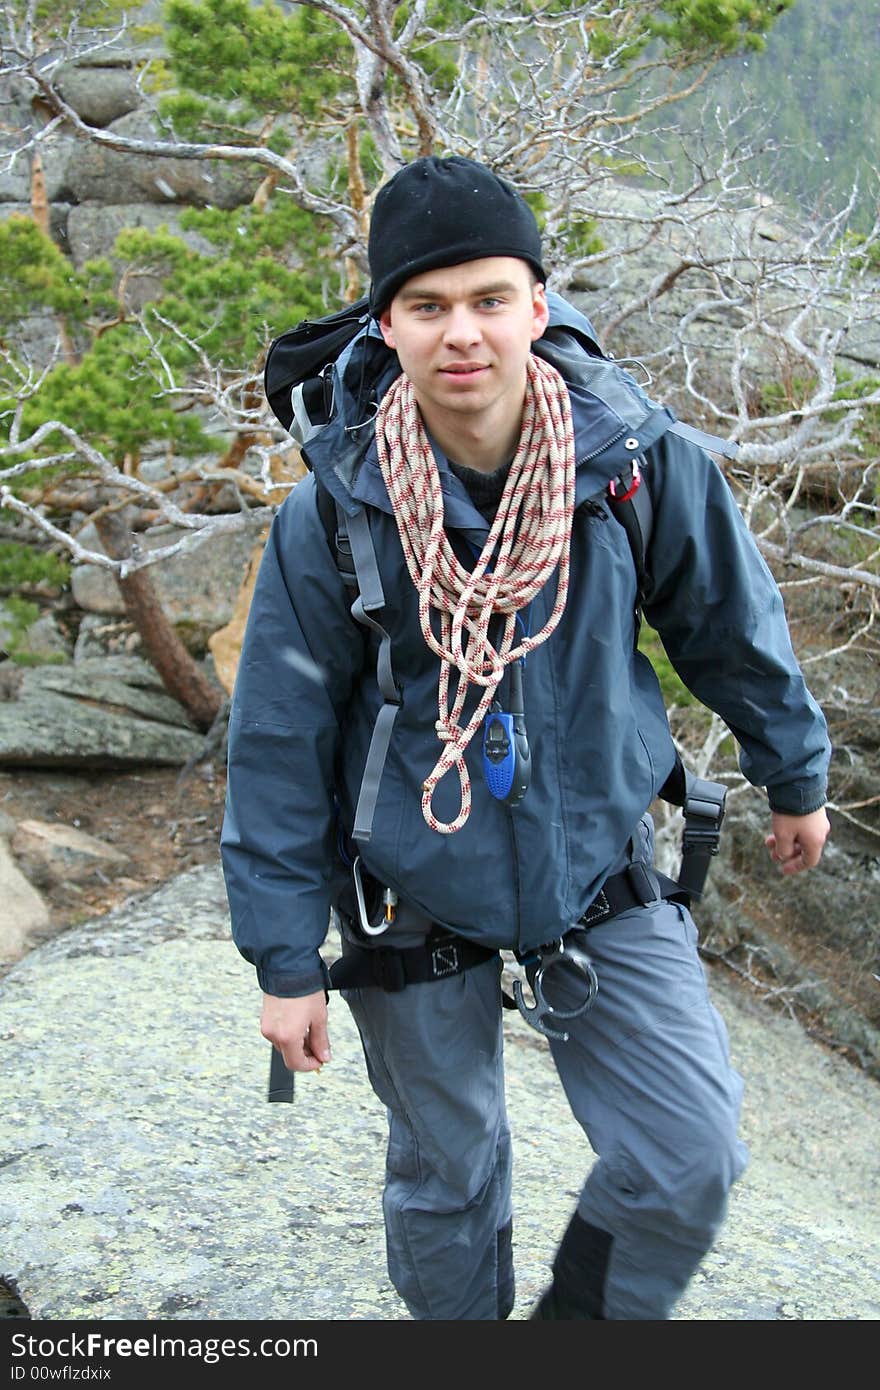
top-left (367, 155), bottom-right (546, 317)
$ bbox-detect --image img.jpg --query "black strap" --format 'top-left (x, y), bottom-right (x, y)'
top-left (677, 771), bottom-right (727, 901)
top-left (577, 861), bottom-right (685, 927)
top-left (656, 757), bottom-right (728, 903)
top-left (327, 930), bottom-right (498, 993)
top-left (267, 1045), bottom-right (295, 1103)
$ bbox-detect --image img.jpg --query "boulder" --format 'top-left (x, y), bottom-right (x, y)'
top-left (11, 819), bottom-right (130, 889)
top-left (70, 522), bottom-right (263, 652)
top-left (55, 63), bottom-right (141, 129)
top-left (0, 658), bottom-right (205, 768)
top-left (0, 840), bottom-right (50, 966)
top-left (0, 159), bottom-right (29, 205)
top-left (64, 110), bottom-right (262, 209)
top-left (0, 129), bottom-right (79, 209)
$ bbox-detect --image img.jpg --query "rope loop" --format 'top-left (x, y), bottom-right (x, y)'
top-left (375, 354), bottom-right (576, 833)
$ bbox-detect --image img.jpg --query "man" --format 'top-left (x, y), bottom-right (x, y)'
top-left (221, 156), bottom-right (831, 1320)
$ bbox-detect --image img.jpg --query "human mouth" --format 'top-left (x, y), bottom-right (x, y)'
top-left (439, 363), bottom-right (489, 377)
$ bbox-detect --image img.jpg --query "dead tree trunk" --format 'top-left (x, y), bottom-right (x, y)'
top-left (94, 511), bottom-right (223, 732)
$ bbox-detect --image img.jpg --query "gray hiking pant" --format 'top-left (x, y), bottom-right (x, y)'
top-left (341, 826), bottom-right (748, 1320)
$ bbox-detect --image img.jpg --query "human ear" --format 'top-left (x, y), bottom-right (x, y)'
top-left (531, 283), bottom-right (550, 341)
top-left (378, 309), bottom-right (396, 350)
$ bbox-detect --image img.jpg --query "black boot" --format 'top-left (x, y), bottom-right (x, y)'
top-left (530, 1212), bottom-right (612, 1320)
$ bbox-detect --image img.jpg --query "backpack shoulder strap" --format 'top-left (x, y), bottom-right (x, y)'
top-left (313, 478), bottom-right (401, 844)
top-left (314, 476), bottom-right (357, 590)
top-left (347, 507), bottom-right (403, 844)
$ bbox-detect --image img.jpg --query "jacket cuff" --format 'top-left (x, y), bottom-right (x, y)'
top-left (257, 955), bottom-right (332, 999)
top-left (766, 787), bottom-right (828, 816)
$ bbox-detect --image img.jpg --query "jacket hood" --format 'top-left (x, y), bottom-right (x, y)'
top-left (301, 291), bottom-right (677, 521)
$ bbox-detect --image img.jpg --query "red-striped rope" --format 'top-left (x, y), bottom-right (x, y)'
top-left (375, 354), bottom-right (576, 834)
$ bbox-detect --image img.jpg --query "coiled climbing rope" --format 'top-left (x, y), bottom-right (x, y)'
top-left (375, 353), bottom-right (576, 834)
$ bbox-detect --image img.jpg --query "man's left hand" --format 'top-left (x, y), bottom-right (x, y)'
top-left (765, 808), bottom-right (830, 875)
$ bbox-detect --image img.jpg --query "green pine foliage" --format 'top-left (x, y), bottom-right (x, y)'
top-left (162, 0), bottom-right (353, 133)
top-left (0, 217), bottom-right (89, 327)
top-left (845, 234), bottom-right (880, 275)
top-left (15, 327), bottom-right (209, 465)
top-left (0, 543), bottom-right (70, 591)
top-left (2, 206), bottom-right (331, 471)
top-left (649, 0), bottom-right (794, 55)
top-left (114, 202), bottom-right (332, 367)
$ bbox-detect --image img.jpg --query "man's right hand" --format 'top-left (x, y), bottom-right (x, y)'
top-left (261, 991), bottom-right (331, 1072)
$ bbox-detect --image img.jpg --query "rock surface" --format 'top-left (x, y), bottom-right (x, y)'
top-left (10, 819), bottom-right (130, 889)
top-left (0, 658), bottom-right (205, 768)
top-left (0, 864), bottom-right (877, 1322)
top-left (70, 524), bottom-right (262, 651)
top-left (0, 841), bottom-right (50, 967)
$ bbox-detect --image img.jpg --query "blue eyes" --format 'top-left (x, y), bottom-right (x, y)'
top-left (413, 298), bottom-right (504, 314)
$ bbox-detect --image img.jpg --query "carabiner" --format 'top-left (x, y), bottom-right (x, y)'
top-left (352, 855), bottom-right (393, 936)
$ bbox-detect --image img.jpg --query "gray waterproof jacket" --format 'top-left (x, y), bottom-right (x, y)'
top-left (221, 295), bottom-right (830, 998)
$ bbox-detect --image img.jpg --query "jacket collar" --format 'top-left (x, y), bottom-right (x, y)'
top-left (302, 291), bottom-right (676, 526)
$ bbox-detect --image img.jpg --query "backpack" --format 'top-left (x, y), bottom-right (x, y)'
top-left (265, 296), bottom-right (373, 436)
top-left (263, 297), bottom-right (728, 889)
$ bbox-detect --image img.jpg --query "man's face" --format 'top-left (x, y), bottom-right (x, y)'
top-left (378, 257), bottom-right (549, 433)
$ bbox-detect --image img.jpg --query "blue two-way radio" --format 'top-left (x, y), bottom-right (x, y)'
top-left (482, 659), bottom-right (531, 806)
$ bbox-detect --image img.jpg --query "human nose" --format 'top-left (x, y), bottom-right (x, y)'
top-left (442, 305), bottom-right (482, 350)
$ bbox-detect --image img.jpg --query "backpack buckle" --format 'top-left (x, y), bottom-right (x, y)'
top-left (608, 458), bottom-right (641, 504)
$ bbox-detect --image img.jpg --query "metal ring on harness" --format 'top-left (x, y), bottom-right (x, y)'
top-left (513, 936), bottom-right (599, 1042)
